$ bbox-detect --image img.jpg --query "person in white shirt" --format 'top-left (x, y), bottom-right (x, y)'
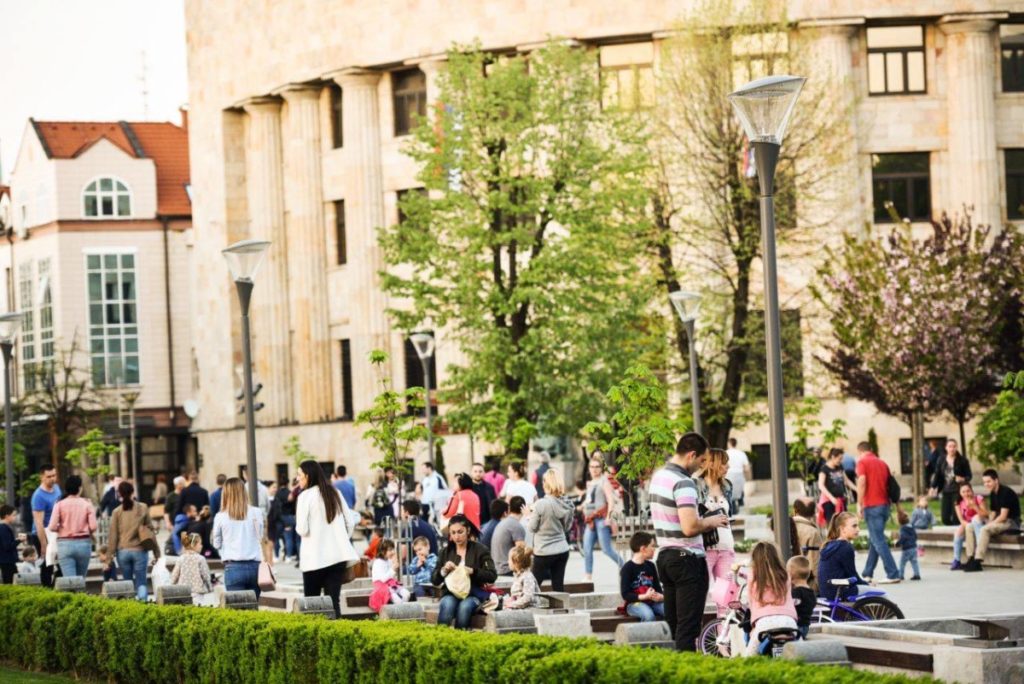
top-left (420, 461), bottom-right (448, 521)
top-left (295, 460), bottom-right (359, 618)
top-left (726, 438), bottom-right (751, 512)
top-left (499, 462), bottom-right (537, 506)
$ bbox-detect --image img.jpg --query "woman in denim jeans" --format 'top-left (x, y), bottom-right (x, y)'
top-left (581, 458), bottom-right (624, 582)
top-left (47, 475), bottom-right (97, 577)
top-left (108, 481), bottom-right (152, 600)
top-left (212, 477), bottom-right (264, 597)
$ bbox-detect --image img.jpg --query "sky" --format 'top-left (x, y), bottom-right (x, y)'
top-left (0, 0), bottom-right (188, 183)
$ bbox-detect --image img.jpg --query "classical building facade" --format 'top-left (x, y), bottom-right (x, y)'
top-left (183, 1), bottom-right (1024, 490)
top-left (2, 118), bottom-right (196, 500)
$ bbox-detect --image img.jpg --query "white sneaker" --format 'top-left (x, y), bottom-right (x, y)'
top-left (876, 577), bottom-right (901, 584)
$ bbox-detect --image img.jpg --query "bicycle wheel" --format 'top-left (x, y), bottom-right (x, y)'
top-left (699, 618), bottom-right (726, 656)
top-left (845, 596), bottom-right (904, 621)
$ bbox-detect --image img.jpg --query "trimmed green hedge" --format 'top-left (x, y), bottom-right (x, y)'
top-left (0, 587), bottom-right (924, 684)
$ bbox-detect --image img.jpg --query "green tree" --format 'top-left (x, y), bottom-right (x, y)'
top-left (356, 351), bottom-right (431, 485)
top-left (379, 41), bottom-right (660, 457)
top-left (64, 428), bottom-right (117, 499)
top-left (283, 436), bottom-right (315, 469)
top-left (0, 429), bottom-right (29, 505)
top-left (648, 0), bottom-right (850, 448)
top-left (973, 372), bottom-right (1024, 472)
top-left (584, 364), bottom-right (689, 481)
top-left (786, 396), bottom-right (846, 484)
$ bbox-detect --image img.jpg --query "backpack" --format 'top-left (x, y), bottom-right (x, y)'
top-left (372, 487), bottom-right (390, 510)
top-left (886, 473), bottom-right (901, 504)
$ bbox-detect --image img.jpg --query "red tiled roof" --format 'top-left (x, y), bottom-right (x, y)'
top-left (129, 122), bottom-right (191, 216)
top-left (32, 119), bottom-right (190, 216)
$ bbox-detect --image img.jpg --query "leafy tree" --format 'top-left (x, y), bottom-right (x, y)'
top-left (973, 372), bottom-right (1024, 472)
top-left (786, 396), bottom-right (847, 484)
top-left (64, 428), bottom-right (117, 499)
top-left (584, 364), bottom-right (689, 481)
top-left (283, 436), bottom-right (315, 469)
top-left (356, 351), bottom-right (430, 490)
top-left (0, 429), bottom-right (28, 505)
top-left (813, 211), bottom-right (1024, 463)
top-left (648, 0), bottom-right (850, 448)
top-left (379, 41), bottom-right (660, 458)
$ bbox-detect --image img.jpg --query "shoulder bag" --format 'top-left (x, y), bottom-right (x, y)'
top-left (255, 518), bottom-right (277, 591)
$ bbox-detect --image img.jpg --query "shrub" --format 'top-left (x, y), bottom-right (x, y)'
top-left (0, 587), bottom-right (925, 683)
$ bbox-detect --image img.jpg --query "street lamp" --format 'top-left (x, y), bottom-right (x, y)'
top-left (223, 238), bottom-right (271, 506)
top-left (410, 331), bottom-right (436, 468)
top-left (668, 290), bottom-right (703, 435)
top-left (728, 74), bottom-right (805, 559)
top-left (118, 385), bottom-right (142, 484)
top-left (0, 312), bottom-right (23, 505)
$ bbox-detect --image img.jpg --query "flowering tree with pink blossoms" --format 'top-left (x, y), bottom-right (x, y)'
top-left (813, 211), bottom-right (1023, 489)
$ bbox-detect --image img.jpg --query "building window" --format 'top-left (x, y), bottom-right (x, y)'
top-left (38, 258), bottom-right (54, 377)
top-left (330, 85), bottom-right (343, 147)
top-left (1008, 149), bottom-right (1024, 220)
top-left (340, 339), bottom-right (353, 419)
top-left (392, 68), bottom-right (426, 137)
top-left (867, 26), bottom-right (926, 95)
top-left (83, 177), bottom-right (132, 218)
top-left (396, 187), bottom-right (427, 225)
top-left (743, 309), bottom-right (804, 400)
top-left (87, 252), bottom-right (140, 386)
top-left (1002, 25), bottom-right (1024, 92)
top-left (599, 43), bottom-right (655, 111)
top-left (334, 200), bottom-right (347, 265)
top-left (404, 335), bottom-right (436, 417)
top-left (18, 262), bottom-right (35, 391)
top-left (872, 153), bottom-right (930, 222)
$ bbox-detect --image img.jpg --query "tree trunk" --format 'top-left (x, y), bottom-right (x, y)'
top-left (957, 417), bottom-right (968, 461)
top-left (911, 410), bottom-right (925, 497)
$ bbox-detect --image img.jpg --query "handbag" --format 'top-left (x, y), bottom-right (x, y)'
top-left (138, 523), bottom-right (161, 559)
top-left (258, 560), bottom-right (277, 591)
top-left (444, 564), bottom-right (471, 599)
top-left (698, 503), bottom-right (720, 548)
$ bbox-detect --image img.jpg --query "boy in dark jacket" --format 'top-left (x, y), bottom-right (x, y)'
top-left (0, 505), bottom-right (20, 584)
top-left (619, 531), bottom-right (665, 622)
top-left (894, 509), bottom-right (920, 580)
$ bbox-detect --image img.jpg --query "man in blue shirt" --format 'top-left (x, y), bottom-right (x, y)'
top-left (401, 500), bottom-right (438, 555)
top-left (30, 465), bottom-right (61, 587)
top-left (209, 474), bottom-right (227, 517)
top-left (332, 466), bottom-right (357, 510)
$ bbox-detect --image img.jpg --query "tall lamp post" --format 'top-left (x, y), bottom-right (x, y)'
top-left (410, 332), bottom-right (436, 469)
top-left (0, 313), bottom-right (24, 505)
top-left (668, 291), bottom-right (703, 435)
top-left (728, 75), bottom-right (805, 559)
top-left (118, 385), bottom-right (142, 482)
top-left (223, 239), bottom-right (271, 506)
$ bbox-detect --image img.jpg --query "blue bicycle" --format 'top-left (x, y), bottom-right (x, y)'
top-left (813, 578), bottom-right (904, 623)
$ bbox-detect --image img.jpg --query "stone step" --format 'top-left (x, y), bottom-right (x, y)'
top-left (807, 634), bottom-right (934, 673)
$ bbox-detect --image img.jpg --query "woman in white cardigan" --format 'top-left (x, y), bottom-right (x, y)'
top-left (295, 460), bottom-right (359, 617)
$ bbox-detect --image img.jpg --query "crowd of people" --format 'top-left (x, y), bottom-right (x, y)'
top-left (0, 431), bottom-right (1018, 657)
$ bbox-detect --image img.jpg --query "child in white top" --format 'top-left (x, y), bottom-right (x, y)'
top-left (370, 540), bottom-right (410, 606)
top-left (171, 532), bottom-right (214, 605)
top-left (504, 545), bottom-right (539, 609)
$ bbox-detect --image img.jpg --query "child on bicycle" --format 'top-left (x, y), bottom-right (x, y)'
top-left (787, 555), bottom-right (816, 638)
top-left (817, 511), bottom-right (865, 601)
top-left (744, 541), bottom-right (799, 657)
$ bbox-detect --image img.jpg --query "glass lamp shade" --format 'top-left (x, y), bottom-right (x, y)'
top-left (669, 291), bottom-right (701, 323)
top-left (222, 239), bottom-right (271, 282)
top-left (410, 332), bottom-right (436, 359)
top-left (0, 312), bottom-right (24, 344)
top-left (727, 75), bottom-right (806, 145)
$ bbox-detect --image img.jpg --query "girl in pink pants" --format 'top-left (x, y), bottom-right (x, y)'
top-left (698, 448), bottom-right (736, 616)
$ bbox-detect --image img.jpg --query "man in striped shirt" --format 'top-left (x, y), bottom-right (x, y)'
top-left (648, 432), bottom-right (728, 651)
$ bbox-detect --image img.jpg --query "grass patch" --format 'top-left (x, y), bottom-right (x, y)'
top-left (0, 665), bottom-right (83, 683)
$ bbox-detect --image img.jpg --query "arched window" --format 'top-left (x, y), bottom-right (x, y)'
top-left (83, 177), bottom-right (131, 218)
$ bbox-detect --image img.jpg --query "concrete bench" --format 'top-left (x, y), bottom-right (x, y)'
top-left (380, 603), bottom-right (425, 621)
top-left (535, 613), bottom-right (594, 638)
top-left (614, 621), bottom-right (674, 649)
top-left (917, 528), bottom-right (1024, 569)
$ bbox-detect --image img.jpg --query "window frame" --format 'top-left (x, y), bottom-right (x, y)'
top-left (871, 152), bottom-right (932, 223)
top-left (84, 248), bottom-right (141, 387)
top-left (392, 68), bottom-right (427, 137)
top-left (866, 25), bottom-right (927, 96)
top-left (334, 199), bottom-right (347, 265)
top-left (330, 84), bottom-right (344, 148)
top-left (1007, 149), bottom-right (1024, 220)
top-left (339, 339), bottom-right (354, 420)
top-left (82, 176), bottom-right (133, 219)
top-left (1001, 24), bottom-right (1024, 92)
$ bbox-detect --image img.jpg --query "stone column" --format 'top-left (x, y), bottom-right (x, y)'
top-left (277, 84), bottom-right (334, 423)
top-left (242, 97), bottom-right (293, 424)
top-left (418, 57), bottom-right (447, 111)
top-left (940, 16), bottom-right (1000, 228)
top-left (328, 69), bottom-right (390, 407)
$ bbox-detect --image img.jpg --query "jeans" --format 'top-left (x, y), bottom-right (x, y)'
top-left (705, 548), bottom-right (736, 616)
top-left (899, 549), bottom-right (920, 578)
top-left (862, 505), bottom-right (899, 580)
top-left (940, 492), bottom-right (957, 526)
top-left (626, 600), bottom-right (665, 622)
top-left (532, 551), bottom-right (569, 591)
top-left (224, 560), bottom-right (261, 598)
top-left (437, 594), bottom-right (481, 629)
top-left (279, 514), bottom-right (298, 558)
top-left (656, 549), bottom-right (709, 651)
top-left (56, 539), bottom-right (92, 578)
top-left (117, 549), bottom-right (150, 600)
top-left (583, 518), bottom-right (623, 574)
top-left (303, 562), bottom-right (346, 617)
top-left (954, 518), bottom-right (985, 562)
